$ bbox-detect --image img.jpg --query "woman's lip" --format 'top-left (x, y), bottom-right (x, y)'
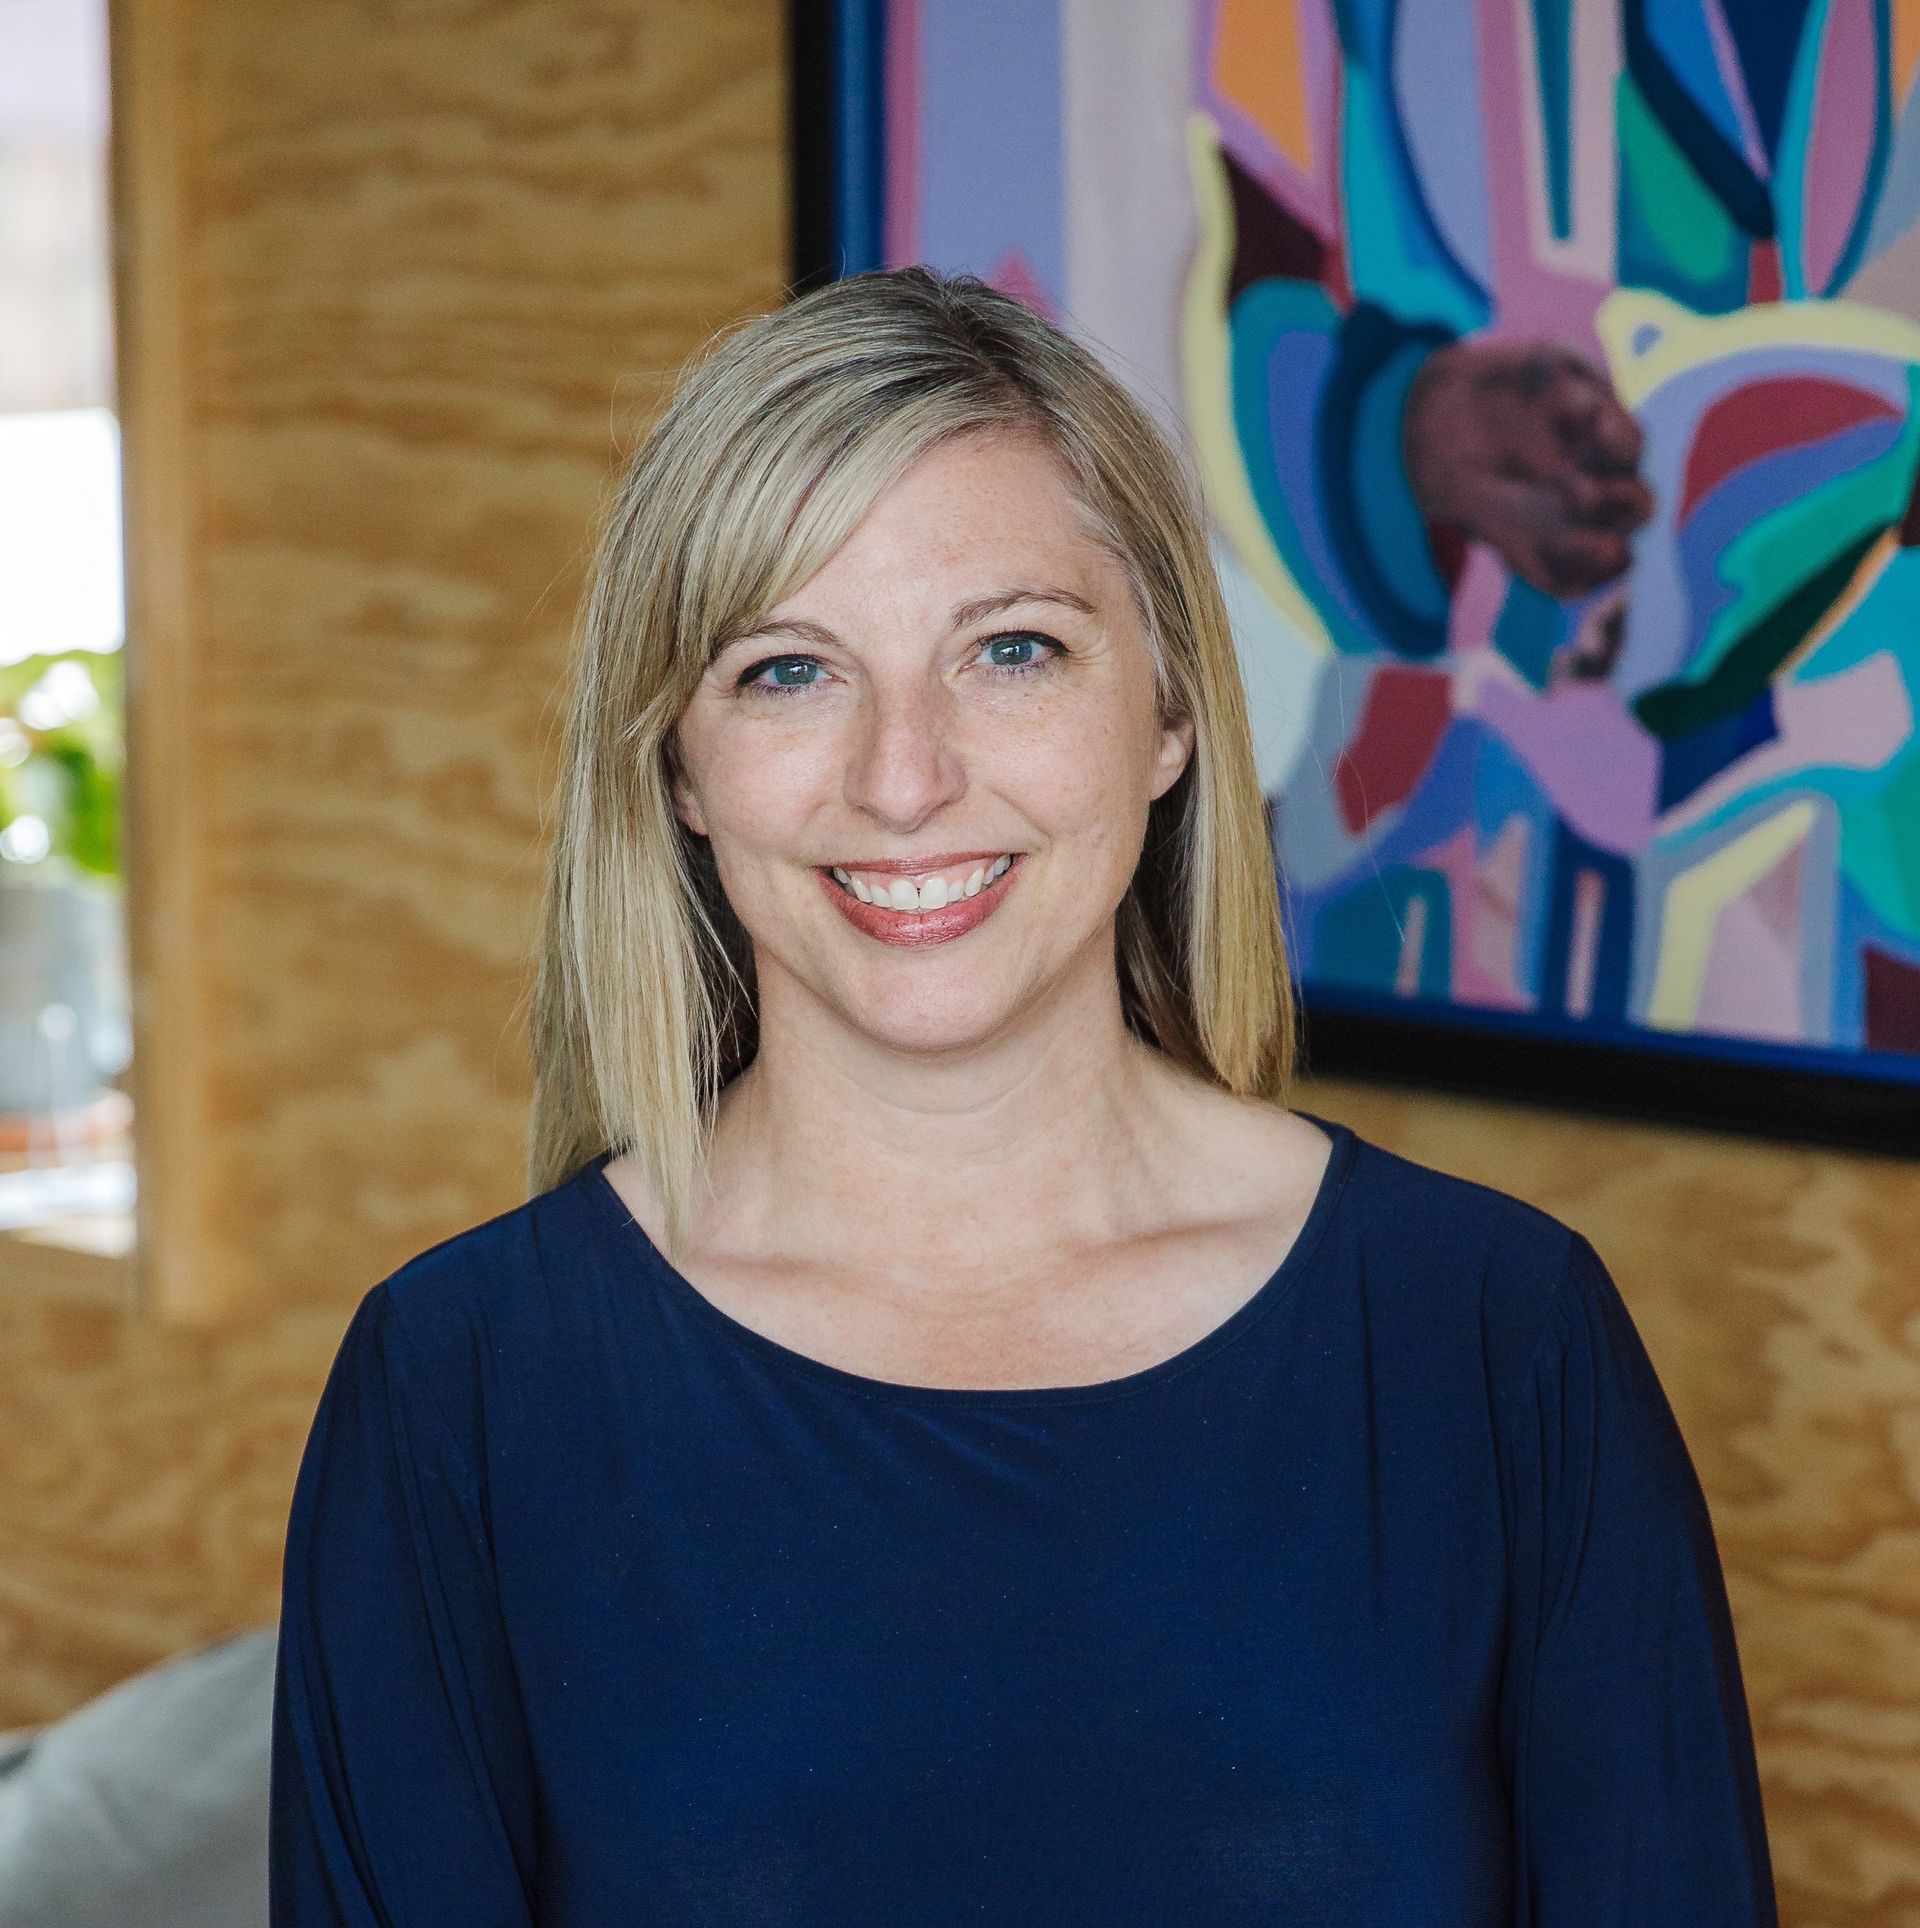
top-left (827, 850), bottom-right (1011, 876)
top-left (815, 853), bottom-right (1022, 948)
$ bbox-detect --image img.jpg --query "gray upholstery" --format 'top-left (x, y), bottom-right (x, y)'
top-left (0, 1624), bottom-right (274, 1928)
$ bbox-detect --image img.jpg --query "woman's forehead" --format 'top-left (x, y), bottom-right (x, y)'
top-left (771, 445), bottom-right (1123, 616)
top-left (843, 430), bottom-right (1092, 545)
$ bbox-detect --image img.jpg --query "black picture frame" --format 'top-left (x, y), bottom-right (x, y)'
top-left (784, 0), bottom-right (1920, 1159)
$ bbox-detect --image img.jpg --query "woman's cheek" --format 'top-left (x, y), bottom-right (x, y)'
top-left (1008, 709), bottom-right (1136, 827)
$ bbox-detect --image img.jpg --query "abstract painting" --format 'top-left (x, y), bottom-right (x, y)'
top-left (796, 0), bottom-right (1920, 1142)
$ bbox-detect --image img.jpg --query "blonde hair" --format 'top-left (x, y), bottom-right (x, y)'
top-left (527, 265), bottom-right (1295, 1259)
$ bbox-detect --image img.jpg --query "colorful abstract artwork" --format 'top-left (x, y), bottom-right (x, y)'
top-left (816, 0), bottom-right (1920, 1114)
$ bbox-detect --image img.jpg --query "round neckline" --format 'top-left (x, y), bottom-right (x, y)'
top-left (575, 1112), bottom-right (1360, 1410)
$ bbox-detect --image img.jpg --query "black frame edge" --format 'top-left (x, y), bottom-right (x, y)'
top-left (788, 0), bottom-right (841, 294)
top-left (1302, 1003), bottom-right (1920, 1157)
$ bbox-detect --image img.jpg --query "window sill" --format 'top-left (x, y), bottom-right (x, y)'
top-left (0, 1217), bottom-right (136, 1309)
top-left (0, 1091), bottom-right (137, 1308)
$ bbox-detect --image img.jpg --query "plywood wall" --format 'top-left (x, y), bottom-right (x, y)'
top-left (115, 0), bottom-right (789, 1324)
top-left (0, 0), bottom-right (1912, 1920)
top-left (0, 0), bottom-right (787, 1723)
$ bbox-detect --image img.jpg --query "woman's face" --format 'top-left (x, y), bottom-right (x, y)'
top-left (669, 428), bottom-right (1194, 1057)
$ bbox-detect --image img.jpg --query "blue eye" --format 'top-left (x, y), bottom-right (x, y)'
top-left (982, 632), bottom-right (1058, 674)
top-left (740, 657), bottom-right (821, 694)
top-left (733, 631), bottom-right (1064, 699)
top-left (733, 655), bottom-right (826, 698)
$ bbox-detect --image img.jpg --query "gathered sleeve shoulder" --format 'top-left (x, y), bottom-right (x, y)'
top-left (1495, 1230), bottom-right (1779, 1925)
top-left (270, 1278), bottom-right (539, 1926)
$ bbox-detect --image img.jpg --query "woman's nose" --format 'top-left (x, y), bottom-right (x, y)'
top-left (840, 683), bottom-right (967, 827)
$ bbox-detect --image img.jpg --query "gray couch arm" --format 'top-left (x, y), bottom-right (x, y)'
top-left (0, 1624), bottom-right (275, 1928)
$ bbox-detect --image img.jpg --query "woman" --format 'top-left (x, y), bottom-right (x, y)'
top-left (269, 266), bottom-right (1778, 1924)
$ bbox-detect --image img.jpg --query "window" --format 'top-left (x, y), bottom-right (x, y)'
top-left (0, 0), bottom-right (134, 1267)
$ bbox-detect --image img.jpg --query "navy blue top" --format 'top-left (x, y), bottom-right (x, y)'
top-left (269, 1115), bottom-right (1778, 1924)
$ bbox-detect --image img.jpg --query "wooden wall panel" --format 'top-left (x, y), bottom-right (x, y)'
top-left (0, 1292), bottom-right (337, 1722)
top-left (0, 0), bottom-right (1910, 1921)
top-left (132, 0), bottom-right (789, 1321)
top-left (0, 0), bottom-right (787, 1720)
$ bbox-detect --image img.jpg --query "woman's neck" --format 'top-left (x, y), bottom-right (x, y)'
top-left (698, 972), bottom-right (1204, 1276)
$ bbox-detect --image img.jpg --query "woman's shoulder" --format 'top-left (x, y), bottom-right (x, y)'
top-left (1340, 1121), bottom-right (1577, 1256)
top-left (340, 1163), bottom-right (600, 1445)
top-left (1329, 1117), bottom-right (1603, 1392)
top-left (378, 1175), bottom-right (550, 1307)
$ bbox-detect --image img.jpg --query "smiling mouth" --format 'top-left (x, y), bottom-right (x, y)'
top-left (822, 853), bottom-right (1020, 913)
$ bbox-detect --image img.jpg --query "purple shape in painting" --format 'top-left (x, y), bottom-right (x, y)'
top-left (903, 0), bottom-right (1066, 312)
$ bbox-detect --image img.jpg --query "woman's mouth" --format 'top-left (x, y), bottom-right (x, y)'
top-left (829, 853), bottom-right (1012, 910)
top-left (815, 853), bottom-right (1024, 947)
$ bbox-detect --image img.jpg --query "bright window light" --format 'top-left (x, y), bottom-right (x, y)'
top-left (0, 407), bottom-right (123, 667)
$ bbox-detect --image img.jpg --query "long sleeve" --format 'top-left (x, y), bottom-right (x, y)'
top-left (269, 1281), bottom-right (539, 1926)
top-left (1497, 1233), bottom-right (1779, 1924)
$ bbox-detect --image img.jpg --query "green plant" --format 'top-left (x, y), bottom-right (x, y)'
top-left (0, 648), bottom-right (123, 880)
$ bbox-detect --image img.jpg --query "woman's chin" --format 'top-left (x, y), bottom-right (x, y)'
top-left (824, 984), bottom-right (1030, 1060)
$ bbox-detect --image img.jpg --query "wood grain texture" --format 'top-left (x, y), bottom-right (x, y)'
top-left (134, 0), bottom-right (788, 1321)
top-left (0, 1291), bottom-right (335, 1721)
top-left (1, 0), bottom-right (785, 1711)
top-left (111, 0), bottom-right (217, 1325)
top-left (1, 1), bottom-right (1911, 1922)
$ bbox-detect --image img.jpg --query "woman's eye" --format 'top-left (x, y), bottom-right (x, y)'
top-left (738, 656), bottom-right (824, 697)
top-left (735, 632), bottom-right (1062, 699)
top-left (979, 630), bottom-right (1063, 676)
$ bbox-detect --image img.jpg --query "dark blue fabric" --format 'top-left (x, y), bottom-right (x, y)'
top-left (269, 1116), bottom-right (1778, 1924)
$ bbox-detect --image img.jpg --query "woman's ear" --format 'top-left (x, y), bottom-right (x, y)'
top-left (1149, 709), bottom-right (1197, 803)
top-left (664, 731), bottom-right (709, 839)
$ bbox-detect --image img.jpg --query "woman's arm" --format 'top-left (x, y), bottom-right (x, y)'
top-left (270, 1281), bottom-right (539, 1926)
top-left (1496, 1233), bottom-right (1779, 1924)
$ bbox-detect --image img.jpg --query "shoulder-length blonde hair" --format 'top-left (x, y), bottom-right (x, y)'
top-left (527, 265), bottom-right (1295, 1258)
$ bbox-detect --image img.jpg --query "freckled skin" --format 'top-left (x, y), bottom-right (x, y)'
top-left (669, 427), bottom-right (1191, 1062)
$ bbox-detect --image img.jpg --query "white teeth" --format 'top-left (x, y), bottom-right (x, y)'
top-left (831, 855), bottom-right (1019, 912)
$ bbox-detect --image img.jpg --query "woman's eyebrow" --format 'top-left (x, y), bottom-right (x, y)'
top-left (947, 583), bottom-right (1099, 628)
top-left (724, 584), bottom-right (1098, 655)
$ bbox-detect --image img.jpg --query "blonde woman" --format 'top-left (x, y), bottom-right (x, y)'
top-left (269, 267), bottom-right (1777, 1924)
